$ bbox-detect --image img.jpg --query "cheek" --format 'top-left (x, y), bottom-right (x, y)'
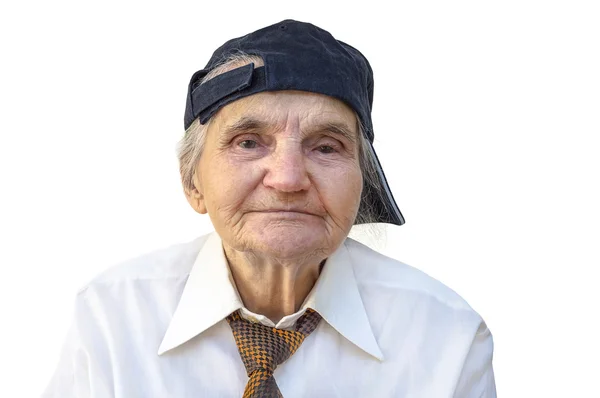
top-left (201, 157), bottom-right (260, 213)
top-left (313, 164), bottom-right (363, 217)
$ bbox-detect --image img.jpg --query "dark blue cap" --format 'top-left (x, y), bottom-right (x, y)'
top-left (184, 19), bottom-right (405, 226)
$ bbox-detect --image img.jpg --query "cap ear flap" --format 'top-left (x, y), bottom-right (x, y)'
top-left (363, 57), bottom-right (375, 111)
top-left (184, 69), bottom-right (210, 130)
top-left (356, 141), bottom-right (405, 226)
top-left (190, 63), bottom-right (255, 125)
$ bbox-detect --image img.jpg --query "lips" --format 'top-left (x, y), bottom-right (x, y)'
top-left (260, 209), bottom-right (316, 216)
top-left (247, 206), bottom-right (324, 217)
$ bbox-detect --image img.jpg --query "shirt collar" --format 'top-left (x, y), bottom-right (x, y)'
top-left (158, 231), bottom-right (384, 360)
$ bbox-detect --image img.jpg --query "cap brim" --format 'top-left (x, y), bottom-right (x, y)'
top-left (360, 141), bottom-right (405, 226)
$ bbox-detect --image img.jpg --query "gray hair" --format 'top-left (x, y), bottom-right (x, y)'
top-left (177, 53), bottom-right (385, 225)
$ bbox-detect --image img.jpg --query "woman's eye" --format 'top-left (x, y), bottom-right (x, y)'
top-left (238, 140), bottom-right (258, 149)
top-left (317, 145), bottom-right (336, 154)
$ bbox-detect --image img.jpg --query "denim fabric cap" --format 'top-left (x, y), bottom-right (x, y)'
top-left (183, 19), bottom-right (405, 226)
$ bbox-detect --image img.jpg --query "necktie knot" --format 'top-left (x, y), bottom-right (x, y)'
top-left (226, 309), bottom-right (322, 397)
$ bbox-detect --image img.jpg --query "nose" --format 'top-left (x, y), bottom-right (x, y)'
top-left (262, 141), bottom-right (311, 193)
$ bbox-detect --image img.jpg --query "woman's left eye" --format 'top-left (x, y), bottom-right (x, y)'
top-left (238, 140), bottom-right (258, 149)
top-left (317, 145), bottom-right (337, 154)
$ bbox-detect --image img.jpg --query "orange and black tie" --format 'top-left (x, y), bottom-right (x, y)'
top-left (226, 308), bottom-right (322, 398)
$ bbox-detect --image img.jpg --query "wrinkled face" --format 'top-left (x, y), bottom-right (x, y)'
top-left (191, 90), bottom-right (363, 260)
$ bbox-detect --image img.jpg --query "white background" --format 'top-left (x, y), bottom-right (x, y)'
top-left (1, 0), bottom-right (599, 396)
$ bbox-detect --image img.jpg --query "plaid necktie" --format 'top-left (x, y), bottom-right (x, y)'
top-left (226, 308), bottom-right (322, 398)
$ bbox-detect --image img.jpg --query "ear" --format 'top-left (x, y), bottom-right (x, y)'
top-left (184, 172), bottom-right (208, 214)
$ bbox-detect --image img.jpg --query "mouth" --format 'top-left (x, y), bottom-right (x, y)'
top-left (262, 209), bottom-right (315, 215)
top-left (250, 209), bottom-right (321, 217)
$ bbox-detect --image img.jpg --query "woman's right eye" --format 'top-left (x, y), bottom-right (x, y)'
top-left (238, 140), bottom-right (258, 149)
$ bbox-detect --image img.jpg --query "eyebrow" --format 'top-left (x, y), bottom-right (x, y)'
top-left (313, 121), bottom-right (357, 144)
top-left (223, 117), bottom-right (269, 135)
top-left (221, 116), bottom-right (358, 144)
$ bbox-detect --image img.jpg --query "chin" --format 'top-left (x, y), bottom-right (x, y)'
top-left (249, 225), bottom-right (328, 260)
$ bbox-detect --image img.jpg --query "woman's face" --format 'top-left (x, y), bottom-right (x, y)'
top-left (190, 90), bottom-right (363, 260)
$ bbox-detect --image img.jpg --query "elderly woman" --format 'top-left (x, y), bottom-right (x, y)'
top-left (44, 20), bottom-right (496, 398)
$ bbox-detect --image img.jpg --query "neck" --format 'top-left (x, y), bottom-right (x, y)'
top-left (223, 245), bottom-right (324, 323)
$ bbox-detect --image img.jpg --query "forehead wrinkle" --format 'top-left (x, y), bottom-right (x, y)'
top-left (217, 91), bottom-right (358, 139)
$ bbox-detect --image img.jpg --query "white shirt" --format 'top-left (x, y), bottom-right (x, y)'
top-left (43, 232), bottom-right (496, 397)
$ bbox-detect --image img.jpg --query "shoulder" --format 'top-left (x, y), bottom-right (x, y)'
top-left (76, 233), bottom-right (211, 295)
top-left (344, 237), bottom-right (491, 359)
top-left (344, 237), bottom-right (495, 392)
top-left (344, 237), bottom-right (478, 315)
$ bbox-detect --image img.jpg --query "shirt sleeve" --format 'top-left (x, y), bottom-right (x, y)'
top-left (41, 321), bottom-right (89, 397)
top-left (453, 320), bottom-right (497, 398)
top-left (41, 291), bottom-right (112, 398)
